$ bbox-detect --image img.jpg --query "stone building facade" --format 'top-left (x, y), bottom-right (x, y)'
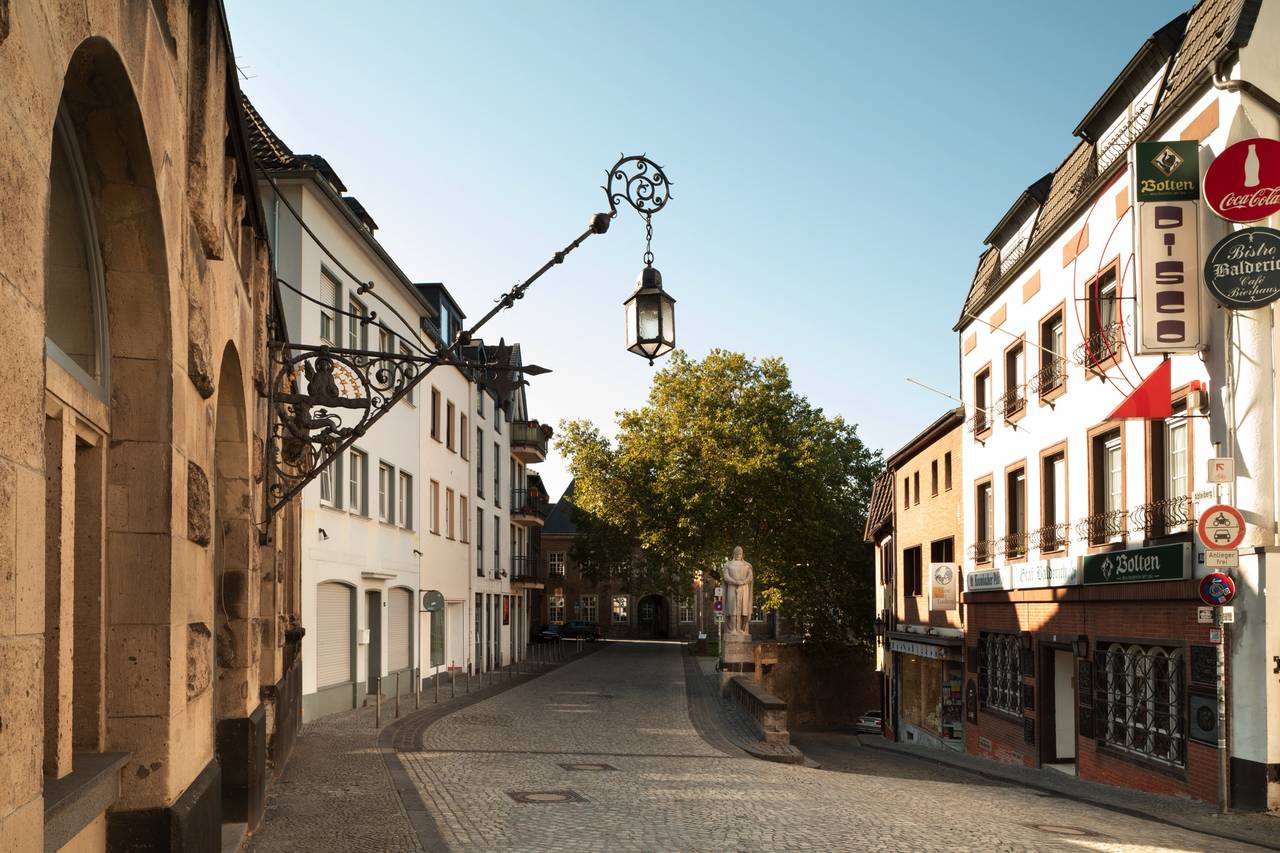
top-left (0, 2), bottom-right (301, 850)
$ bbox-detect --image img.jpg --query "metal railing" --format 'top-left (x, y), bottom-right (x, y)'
top-left (510, 554), bottom-right (541, 580)
top-left (511, 488), bottom-right (549, 519)
top-left (1072, 322), bottom-right (1123, 368)
top-left (1029, 357), bottom-right (1067, 396)
top-left (999, 236), bottom-right (1030, 274)
top-left (1076, 510), bottom-right (1128, 545)
top-left (1029, 522), bottom-right (1071, 554)
top-left (997, 386), bottom-right (1026, 419)
top-left (510, 420), bottom-right (548, 456)
top-left (968, 539), bottom-right (997, 563)
top-left (967, 408), bottom-right (991, 435)
top-left (998, 532), bottom-right (1028, 560)
top-left (1130, 495), bottom-right (1194, 538)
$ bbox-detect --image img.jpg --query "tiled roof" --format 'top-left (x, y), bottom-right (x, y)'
top-left (863, 471), bottom-right (894, 542)
top-left (956, 0), bottom-right (1259, 329)
top-left (544, 481), bottom-right (579, 537)
top-left (240, 93), bottom-right (294, 170)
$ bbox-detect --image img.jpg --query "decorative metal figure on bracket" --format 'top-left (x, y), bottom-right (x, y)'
top-left (260, 154), bottom-right (674, 532)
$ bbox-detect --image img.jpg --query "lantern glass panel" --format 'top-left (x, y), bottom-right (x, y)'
top-left (660, 292), bottom-right (675, 345)
top-left (625, 295), bottom-right (638, 349)
top-left (638, 294), bottom-right (661, 340)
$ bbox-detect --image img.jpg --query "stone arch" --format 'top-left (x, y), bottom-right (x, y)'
top-left (637, 593), bottom-right (671, 639)
top-left (46, 38), bottom-right (175, 807)
top-left (213, 342), bottom-right (253, 720)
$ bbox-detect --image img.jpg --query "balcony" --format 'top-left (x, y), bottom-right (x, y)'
top-left (967, 408), bottom-right (991, 437)
top-left (1072, 322), bottom-right (1123, 370)
top-left (1029, 522), bottom-right (1071, 554)
top-left (968, 540), bottom-right (996, 564)
top-left (510, 420), bottom-right (549, 463)
top-left (1130, 496), bottom-right (1193, 539)
top-left (510, 554), bottom-right (544, 588)
top-left (998, 532), bottom-right (1028, 560)
top-left (1029, 357), bottom-right (1067, 398)
top-left (1076, 510), bottom-right (1128, 546)
top-left (510, 488), bottom-right (549, 526)
top-left (997, 385), bottom-right (1025, 421)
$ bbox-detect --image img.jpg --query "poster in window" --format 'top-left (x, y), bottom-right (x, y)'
top-left (502, 596), bottom-right (510, 626)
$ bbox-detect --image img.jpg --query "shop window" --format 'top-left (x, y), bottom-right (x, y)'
top-left (1099, 643), bottom-right (1185, 767)
top-left (902, 546), bottom-right (922, 598)
top-left (978, 633), bottom-right (1022, 716)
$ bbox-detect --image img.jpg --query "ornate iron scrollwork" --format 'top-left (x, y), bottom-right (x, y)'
top-left (606, 155), bottom-right (672, 217)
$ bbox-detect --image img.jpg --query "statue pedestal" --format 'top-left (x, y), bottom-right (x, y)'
top-left (720, 632), bottom-right (755, 694)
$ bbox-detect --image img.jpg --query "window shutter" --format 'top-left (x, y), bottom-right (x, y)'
top-left (316, 583), bottom-right (353, 688)
top-left (387, 588), bottom-right (411, 672)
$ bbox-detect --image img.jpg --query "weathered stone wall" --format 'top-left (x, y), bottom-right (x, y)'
top-left (760, 643), bottom-right (881, 731)
top-left (0, 2), bottom-right (299, 849)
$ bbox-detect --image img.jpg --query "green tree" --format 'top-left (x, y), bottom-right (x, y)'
top-left (557, 349), bottom-right (881, 649)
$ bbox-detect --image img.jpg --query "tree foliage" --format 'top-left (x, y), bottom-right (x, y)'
top-left (557, 350), bottom-right (882, 649)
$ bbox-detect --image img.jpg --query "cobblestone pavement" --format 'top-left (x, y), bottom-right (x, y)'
top-left (399, 641), bottom-right (1262, 852)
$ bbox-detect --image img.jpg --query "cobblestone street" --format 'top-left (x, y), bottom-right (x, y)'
top-left (390, 642), bottom-right (1263, 852)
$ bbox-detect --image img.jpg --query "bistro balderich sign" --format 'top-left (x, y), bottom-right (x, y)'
top-left (1082, 543), bottom-right (1189, 585)
top-left (1204, 226), bottom-right (1280, 310)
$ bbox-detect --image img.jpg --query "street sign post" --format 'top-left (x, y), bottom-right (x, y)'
top-left (1198, 504), bottom-right (1245, 550)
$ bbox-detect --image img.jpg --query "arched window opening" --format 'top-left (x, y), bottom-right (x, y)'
top-left (45, 105), bottom-right (107, 394)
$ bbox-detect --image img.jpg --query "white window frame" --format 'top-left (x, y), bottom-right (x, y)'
top-left (348, 297), bottom-right (368, 351)
top-left (378, 462), bottom-right (393, 523)
top-left (579, 595), bottom-right (597, 623)
top-left (611, 595), bottom-right (629, 624)
top-left (549, 553), bottom-right (566, 576)
top-left (549, 595), bottom-right (565, 624)
top-left (679, 599), bottom-right (694, 623)
top-left (398, 471), bottom-right (413, 528)
top-left (348, 449), bottom-right (367, 515)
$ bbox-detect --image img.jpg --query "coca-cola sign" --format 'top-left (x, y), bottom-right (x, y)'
top-left (1203, 227), bottom-right (1280, 310)
top-left (1205, 137), bottom-right (1280, 222)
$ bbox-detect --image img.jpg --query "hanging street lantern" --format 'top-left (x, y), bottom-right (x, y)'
top-left (624, 265), bottom-right (676, 363)
top-left (606, 155), bottom-right (675, 363)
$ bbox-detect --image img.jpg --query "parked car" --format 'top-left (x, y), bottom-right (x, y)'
top-left (536, 624), bottom-right (562, 643)
top-left (559, 620), bottom-right (603, 641)
top-left (855, 710), bottom-right (882, 734)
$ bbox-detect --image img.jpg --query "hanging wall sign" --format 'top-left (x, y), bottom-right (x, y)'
top-left (929, 563), bottom-right (959, 611)
top-left (1136, 141), bottom-right (1201, 202)
top-left (1082, 543), bottom-right (1189, 585)
top-left (1204, 137), bottom-right (1280, 222)
top-left (1137, 200), bottom-right (1203, 352)
top-left (1203, 227), bottom-right (1280, 309)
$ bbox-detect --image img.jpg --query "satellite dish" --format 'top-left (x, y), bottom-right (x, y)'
top-left (421, 590), bottom-right (445, 613)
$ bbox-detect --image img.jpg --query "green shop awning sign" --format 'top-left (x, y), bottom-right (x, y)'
top-left (1083, 543), bottom-right (1189, 585)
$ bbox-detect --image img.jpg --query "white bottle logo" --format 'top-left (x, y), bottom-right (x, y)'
top-left (1244, 143), bottom-right (1261, 188)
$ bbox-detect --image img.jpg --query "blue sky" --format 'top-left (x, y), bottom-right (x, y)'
top-left (226, 0), bottom-right (1189, 498)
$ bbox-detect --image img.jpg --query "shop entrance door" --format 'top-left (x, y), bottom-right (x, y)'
top-left (1041, 645), bottom-right (1077, 771)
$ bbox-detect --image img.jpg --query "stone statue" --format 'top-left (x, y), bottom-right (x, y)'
top-left (722, 546), bottom-right (753, 635)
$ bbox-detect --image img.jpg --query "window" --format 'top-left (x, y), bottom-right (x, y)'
top-left (445, 487), bottom-right (455, 538)
top-left (931, 460), bottom-right (939, 497)
top-left (549, 595), bottom-right (565, 624)
top-left (430, 388), bottom-right (441, 441)
top-left (979, 633), bottom-right (1022, 716)
top-left (460, 496), bottom-right (469, 542)
top-left (401, 344), bottom-right (415, 405)
top-left (1090, 428), bottom-right (1124, 544)
top-left (879, 539), bottom-right (894, 586)
top-left (1006, 465), bottom-right (1026, 558)
top-left (319, 457), bottom-right (337, 507)
top-left (679, 599), bottom-right (694, 623)
top-left (446, 401), bottom-right (456, 451)
top-left (476, 507), bottom-right (484, 576)
top-left (348, 297), bottom-right (367, 350)
top-left (1004, 343), bottom-right (1025, 418)
top-left (319, 271), bottom-right (340, 346)
top-left (930, 537), bottom-right (955, 563)
top-left (549, 552), bottom-right (566, 576)
top-left (1100, 643), bottom-right (1185, 767)
top-left (1039, 309), bottom-right (1066, 394)
top-left (944, 452), bottom-right (953, 491)
top-left (1041, 450), bottom-right (1066, 552)
top-left (975, 480), bottom-right (994, 562)
top-left (579, 595), bottom-right (597, 623)
top-left (399, 472), bottom-right (413, 528)
top-left (348, 449), bottom-right (367, 515)
top-left (612, 596), bottom-right (630, 624)
top-left (1145, 402), bottom-right (1190, 537)
top-left (1086, 266), bottom-right (1119, 367)
top-left (476, 429), bottom-right (484, 498)
top-left (974, 368), bottom-right (991, 433)
top-left (378, 462), bottom-right (393, 522)
top-left (493, 442), bottom-right (500, 506)
top-left (494, 399), bottom-right (501, 433)
top-left (493, 515), bottom-right (500, 575)
top-left (640, 600), bottom-right (655, 621)
top-left (751, 594), bottom-right (766, 623)
top-left (902, 545), bottom-right (922, 597)
top-left (460, 415), bottom-right (469, 460)
top-left (913, 471), bottom-right (920, 505)
top-left (903, 476), bottom-right (910, 510)
top-left (429, 480), bottom-right (440, 534)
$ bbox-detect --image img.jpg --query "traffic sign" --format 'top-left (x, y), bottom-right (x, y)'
top-left (1208, 457), bottom-right (1234, 483)
top-left (1199, 504), bottom-right (1245, 550)
top-left (1197, 606), bottom-right (1214, 624)
top-left (713, 599), bottom-right (723, 612)
top-left (1205, 550), bottom-right (1239, 569)
top-left (1199, 572), bottom-right (1237, 606)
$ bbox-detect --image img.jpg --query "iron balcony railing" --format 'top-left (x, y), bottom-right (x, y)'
top-left (999, 236), bottom-right (1030, 275)
top-left (1029, 357), bottom-right (1067, 396)
top-left (510, 554), bottom-right (541, 580)
top-left (510, 420), bottom-right (548, 456)
top-left (1076, 510), bottom-right (1128, 545)
top-left (1073, 322), bottom-right (1123, 369)
top-left (998, 532), bottom-right (1028, 560)
top-left (968, 539), bottom-right (997, 564)
top-left (511, 488), bottom-right (549, 519)
top-left (1130, 496), bottom-right (1194, 538)
top-left (1029, 522), bottom-right (1071, 554)
top-left (967, 408), bottom-right (991, 436)
top-left (997, 385), bottom-right (1026, 420)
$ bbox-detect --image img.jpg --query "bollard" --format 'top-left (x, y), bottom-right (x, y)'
top-left (415, 672), bottom-right (421, 710)
top-left (375, 687), bottom-right (381, 729)
top-left (434, 670), bottom-right (440, 703)
top-left (395, 672), bottom-right (401, 719)
top-left (466, 670), bottom-right (471, 694)
top-left (452, 666), bottom-right (456, 699)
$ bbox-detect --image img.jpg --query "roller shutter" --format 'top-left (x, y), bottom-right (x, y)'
top-left (316, 583), bottom-right (353, 688)
top-left (388, 587), bottom-right (412, 671)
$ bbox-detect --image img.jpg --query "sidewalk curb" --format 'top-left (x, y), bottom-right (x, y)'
top-left (860, 738), bottom-right (1278, 852)
top-left (377, 645), bottom-right (607, 852)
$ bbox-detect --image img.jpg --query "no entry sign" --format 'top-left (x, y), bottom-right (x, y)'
top-left (1198, 504), bottom-right (1245, 550)
top-left (1205, 138), bottom-right (1280, 222)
